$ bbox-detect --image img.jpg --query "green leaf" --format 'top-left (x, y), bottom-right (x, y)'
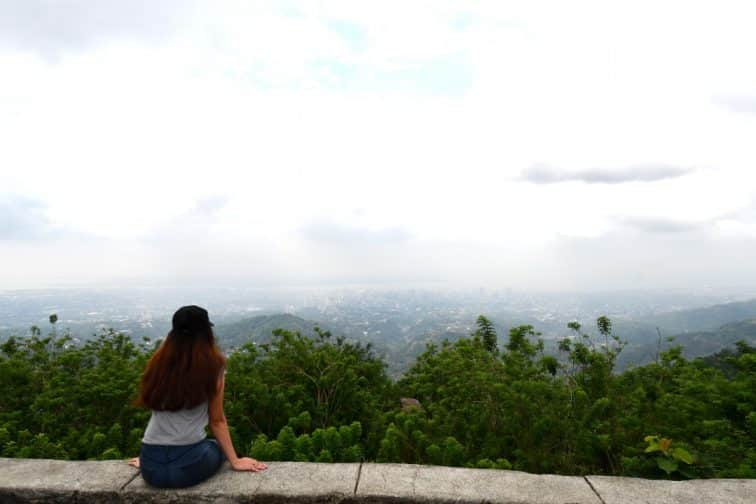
top-left (672, 447), bottom-right (693, 465)
top-left (645, 442), bottom-right (660, 453)
top-left (657, 457), bottom-right (678, 475)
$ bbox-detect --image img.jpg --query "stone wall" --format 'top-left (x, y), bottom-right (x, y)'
top-left (0, 457), bottom-right (754, 503)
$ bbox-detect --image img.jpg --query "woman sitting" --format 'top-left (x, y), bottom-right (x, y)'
top-left (127, 305), bottom-right (267, 487)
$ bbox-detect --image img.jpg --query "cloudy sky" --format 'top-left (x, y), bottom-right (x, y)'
top-left (1, 0), bottom-right (756, 291)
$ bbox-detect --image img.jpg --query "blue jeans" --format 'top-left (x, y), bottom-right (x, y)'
top-left (139, 438), bottom-right (226, 488)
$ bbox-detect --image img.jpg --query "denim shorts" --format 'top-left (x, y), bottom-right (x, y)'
top-left (139, 438), bottom-right (226, 488)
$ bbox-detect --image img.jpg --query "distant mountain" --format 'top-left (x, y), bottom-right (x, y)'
top-left (213, 313), bottom-right (332, 349)
top-left (255, 299), bottom-right (756, 378)
top-left (540, 297), bottom-right (756, 352)
top-left (643, 299), bottom-right (756, 334)
top-left (617, 318), bottom-right (756, 369)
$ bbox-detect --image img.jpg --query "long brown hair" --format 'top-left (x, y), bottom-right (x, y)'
top-left (133, 326), bottom-right (226, 411)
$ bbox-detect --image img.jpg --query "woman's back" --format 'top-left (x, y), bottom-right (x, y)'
top-left (131, 305), bottom-right (267, 488)
top-left (142, 400), bottom-right (209, 446)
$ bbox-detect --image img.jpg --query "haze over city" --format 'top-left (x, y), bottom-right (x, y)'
top-left (2, 1), bottom-right (756, 292)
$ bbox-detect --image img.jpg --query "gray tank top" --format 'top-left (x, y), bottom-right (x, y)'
top-left (142, 400), bottom-right (208, 445)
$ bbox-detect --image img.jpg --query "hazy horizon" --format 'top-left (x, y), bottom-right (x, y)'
top-left (5, 279), bottom-right (756, 298)
top-left (2, 1), bottom-right (756, 291)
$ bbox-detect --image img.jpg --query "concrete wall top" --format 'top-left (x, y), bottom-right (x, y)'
top-left (0, 457), bottom-right (754, 504)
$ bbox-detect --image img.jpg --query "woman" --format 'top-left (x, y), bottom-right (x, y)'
top-left (126, 305), bottom-right (267, 487)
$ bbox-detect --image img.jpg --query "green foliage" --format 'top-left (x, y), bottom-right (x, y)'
top-left (223, 326), bottom-right (394, 459)
top-left (249, 421), bottom-right (363, 462)
top-left (0, 323), bottom-right (151, 460)
top-left (643, 435), bottom-right (694, 477)
top-left (472, 315), bottom-right (498, 355)
top-left (0, 314), bottom-right (753, 480)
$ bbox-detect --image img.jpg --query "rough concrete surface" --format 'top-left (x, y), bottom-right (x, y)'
top-left (0, 457), bottom-right (139, 503)
top-left (123, 461), bottom-right (359, 503)
top-left (1, 457), bottom-right (755, 503)
top-left (586, 475), bottom-right (756, 504)
top-left (356, 463), bottom-right (602, 503)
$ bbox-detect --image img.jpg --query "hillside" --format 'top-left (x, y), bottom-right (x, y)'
top-left (209, 299), bottom-right (756, 377)
top-left (642, 298), bottom-right (756, 334)
top-left (213, 313), bottom-right (329, 349)
top-left (617, 318), bottom-right (756, 369)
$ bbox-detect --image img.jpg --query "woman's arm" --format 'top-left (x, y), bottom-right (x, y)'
top-left (208, 372), bottom-right (267, 472)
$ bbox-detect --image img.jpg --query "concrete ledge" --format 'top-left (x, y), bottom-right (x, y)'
top-left (1, 457), bottom-right (755, 504)
top-left (0, 457), bottom-right (139, 503)
top-left (356, 462), bottom-right (602, 503)
top-left (123, 461), bottom-right (359, 503)
top-left (586, 475), bottom-right (756, 504)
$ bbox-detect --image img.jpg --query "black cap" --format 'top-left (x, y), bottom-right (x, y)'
top-left (172, 305), bottom-right (214, 335)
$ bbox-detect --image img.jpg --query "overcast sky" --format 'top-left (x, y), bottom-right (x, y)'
top-left (1, 1), bottom-right (756, 291)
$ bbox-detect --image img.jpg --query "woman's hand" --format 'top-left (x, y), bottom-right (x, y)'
top-left (127, 457), bottom-right (140, 468)
top-left (231, 457), bottom-right (268, 472)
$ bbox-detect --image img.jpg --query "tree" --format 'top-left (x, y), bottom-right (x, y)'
top-left (473, 315), bottom-right (498, 354)
top-left (0, 313), bottom-right (752, 479)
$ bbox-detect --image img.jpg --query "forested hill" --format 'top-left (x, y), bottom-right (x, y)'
top-left (213, 314), bottom-right (329, 349)
top-left (212, 313), bottom-right (404, 377)
top-left (604, 298), bottom-right (756, 351)
top-left (209, 303), bottom-right (756, 377)
top-left (674, 318), bottom-right (756, 355)
top-left (617, 318), bottom-right (756, 369)
top-left (643, 299), bottom-right (756, 334)
top-left (608, 298), bottom-right (756, 369)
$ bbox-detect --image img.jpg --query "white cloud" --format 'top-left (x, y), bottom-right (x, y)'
top-left (0, 0), bottom-right (189, 59)
top-left (1, 1), bottom-right (756, 290)
top-left (520, 164), bottom-right (695, 185)
top-left (714, 95), bottom-right (756, 116)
